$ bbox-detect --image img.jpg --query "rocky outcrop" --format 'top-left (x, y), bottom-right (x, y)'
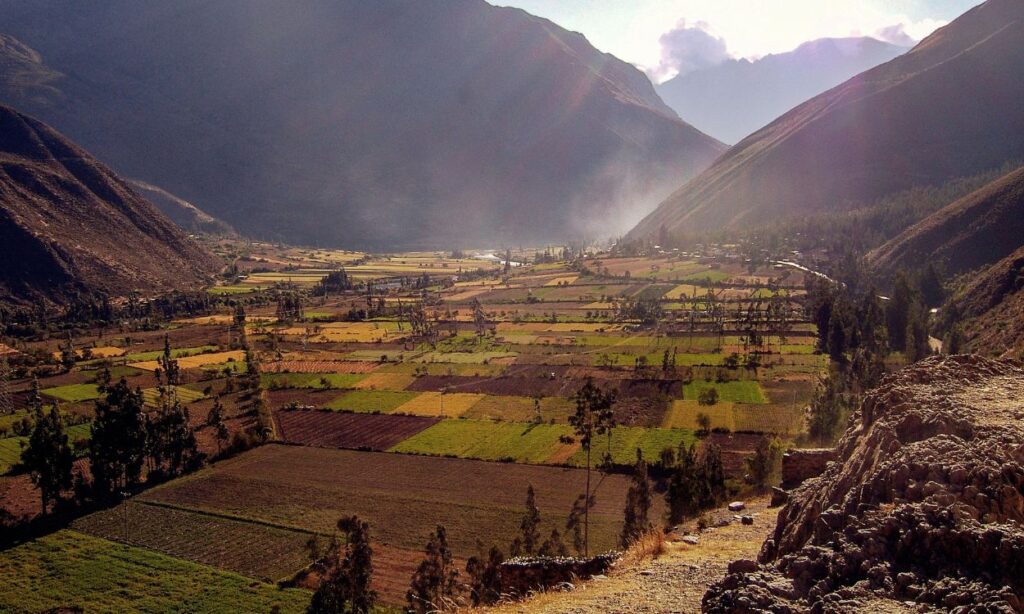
top-left (703, 355), bottom-right (1024, 612)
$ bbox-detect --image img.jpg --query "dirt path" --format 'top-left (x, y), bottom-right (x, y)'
top-left (483, 497), bottom-right (777, 614)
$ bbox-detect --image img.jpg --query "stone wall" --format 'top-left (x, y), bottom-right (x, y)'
top-left (499, 553), bottom-right (620, 596)
top-left (780, 448), bottom-right (835, 487)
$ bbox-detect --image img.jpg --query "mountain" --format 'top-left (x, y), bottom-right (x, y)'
top-left (657, 37), bottom-right (908, 145)
top-left (0, 0), bottom-right (725, 250)
top-left (869, 165), bottom-right (1024, 276)
top-left (628, 0), bottom-right (1024, 242)
top-left (0, 105), bottom-right (218, 304)
top-left (127, 180), bottom-right (235, 237)
top-left (948, 246), bottom-right (1024, 356)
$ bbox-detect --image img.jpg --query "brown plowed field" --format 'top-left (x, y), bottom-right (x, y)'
top-left (141, 445), bottom-right (638, 558)
top-left (274, 409), bottom-right (439, 450)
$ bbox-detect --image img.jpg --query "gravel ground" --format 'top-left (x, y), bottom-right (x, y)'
top-left (484, 497), bottom-right (777, 614)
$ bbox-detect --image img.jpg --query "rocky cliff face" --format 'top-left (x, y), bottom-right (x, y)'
top-left (704, 355), bottom-right (1024, 612)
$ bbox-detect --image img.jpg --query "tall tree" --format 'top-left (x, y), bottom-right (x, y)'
top-left (563, 379), bottom-right (616, 557)
top-left (206, 396), bottom-right (230, 454)
top-left (666, 443), bottom-right (698, 524)
top-left (407, 525), bottom-right (459, 613)
top-left (309, 516), bottom-right (376, 614)
top-left (620, 449), bottom-right (653, 548)
top-left (466, 542), bottom-right (504, 606)
top-left (746, 436), bottom-right (783, 489)
top-left (0, 355), bottom-right (12, 415)
top-left (90, 378), bottom-right (147, 497)
top-left (21, 381), bottom-right (73, 515)
top-left (511, 484), bottom-right (541, 557)
top-left (146, 396), bottom-right (203, 479)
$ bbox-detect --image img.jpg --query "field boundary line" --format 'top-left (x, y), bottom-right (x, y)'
top-left (133, 499), bottom-right (325, 538)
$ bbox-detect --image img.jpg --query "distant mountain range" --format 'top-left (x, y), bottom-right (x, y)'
top-left (657, 37), bottom-right (909, 145)
top-left (0, 105), bottom-right (218, 304)
top-left (0, 0), bottom-right (725, 249)
top-left (629, 0), bottom-right (1024, 242)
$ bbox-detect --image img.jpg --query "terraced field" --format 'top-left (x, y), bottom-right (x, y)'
top-left (0, 530), bottom-right (310, 613)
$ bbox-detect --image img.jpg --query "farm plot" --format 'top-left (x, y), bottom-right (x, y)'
top-left (463, 395), bottom-right (575, 422)
top-left (663, 400), bottom-right (736, 431)
top-left (566, 426), bottom-right (696, 467)
top-left (141, 386), bottom-right (207, 406)
top-left (275, 409), bottom-right (440, 450)
top-left (131, 350), bottom-right (245, 371)
top-left (261, 373), bottom-right (366, 389)
top-left (377, 362), bottom-right (507, 377)
top-left (352, 372), bottom-right (416, 391)
top-left (72, 502), bottom-right (313, 582)
top-left (683, 380), bottom-right (767, 404)
top-left (393, 392), bottom-right (485, 417)
top-left (325, 390), bottom-right (420, 413)
top-left (122, 345), bottom-right (218, 363)
top-left (265, 360), bottom-right (380, 374)
top-left (389, 420), bottom-right (574, 464)
top-left (0, 530), bottom-right (310, 613)
top-left (1, 423), bottom-right (92, 475)
top-left (41, 383), bottom-right (102, 403)
top-left (141, 445), bottom-right (638, 558)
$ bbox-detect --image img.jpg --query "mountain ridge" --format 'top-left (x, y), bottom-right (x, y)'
top-left (628, 0), bottom-right (1024, 242)
top-left (657, 36), bottom-right (908, 145)
top-left (0, 104), bottom-right (218, 304)
top-left (0, 0), bottom-right (724, 249)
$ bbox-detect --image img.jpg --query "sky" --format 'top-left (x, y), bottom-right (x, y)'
top-left (493, 0), bottom-right (981, 82)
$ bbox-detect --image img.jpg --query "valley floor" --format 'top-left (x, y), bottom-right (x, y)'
top-left (483, 497), bottom-right (776, 614)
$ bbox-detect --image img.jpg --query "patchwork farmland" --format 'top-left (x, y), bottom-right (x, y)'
top-left (0, 244), bottom-right (831, 609)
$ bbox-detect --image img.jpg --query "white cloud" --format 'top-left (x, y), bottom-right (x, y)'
top-left (647, 19), bottom-right (732, 82)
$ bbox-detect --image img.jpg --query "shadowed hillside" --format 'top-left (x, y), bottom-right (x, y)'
top-left (869, 165), bottom-right (1024, 276)
top-left (0, 0), bottom-right (724, 249)
top-left (629, 0), bottom-right (1024, 241)
top-left (0, 105), bottom-right (218, 303)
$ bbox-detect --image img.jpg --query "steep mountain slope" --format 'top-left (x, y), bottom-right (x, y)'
top-left (947, 246), bottom-right (1024, 356)
top-left (0, 105), bottom-right (218, 303)
top-left (0, 0), bottom-right (724, 249)
top-left (657, 37), bottom-right (907, 145)
top-left (126, 180), bottom-right (235, 237)
top-left (629, 0), bottom-right (1024, 241)
top-left (869, 165), bottom-right (1024, 276)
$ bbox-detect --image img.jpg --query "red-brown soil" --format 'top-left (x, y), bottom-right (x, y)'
top-left (274, 409), bottom-right (439, 451)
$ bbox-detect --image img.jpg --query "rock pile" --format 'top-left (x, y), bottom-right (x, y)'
top-left (704, 355), bottom-right (1024, 612)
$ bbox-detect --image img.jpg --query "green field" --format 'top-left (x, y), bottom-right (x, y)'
top-left (0, 530), bottom-right (310, 613)
top-left (1, 423), bottom-right (92, 475)
top-left (123, 345), bottom-right (219, 363)
top-left (261, 372), bottom-right (366, 389)
top-left (567, 426), bottom-right (697, 467)
top-left (390, 420), bottom-right (574, 463)
top-left (683, 380), bottom-right (767, 404)
top-left (41, 383), bottom-right (102, 403)
top-left (325, 390), bottom-right (420, 412)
